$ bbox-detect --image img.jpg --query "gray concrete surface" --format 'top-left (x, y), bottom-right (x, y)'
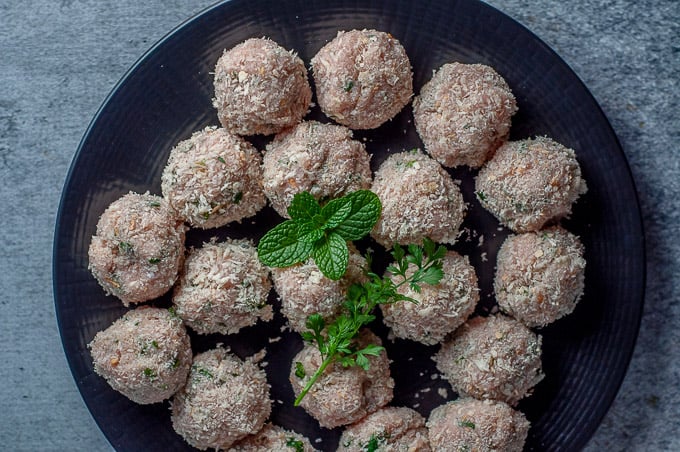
top-left (1, 0), bottom-right (677, 450)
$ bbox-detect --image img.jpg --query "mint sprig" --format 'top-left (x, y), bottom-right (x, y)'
top-left (257, 190), bottom-right (381, 280)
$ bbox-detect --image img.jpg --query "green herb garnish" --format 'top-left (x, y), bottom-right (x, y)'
top-left (476, 191), bottom-right (486, 201)
top-left (286, 437), bottom-right (305, 452)
top-left (344, 80), bottom-right (354, 92)
top-left (294, 361), bottom-right (306, 379)
top-left (143, 368), bottom-right (156, 379)
top-left (294, 238), bottom-right (445, 405)
top-left (365, 432), bottom-right (388, 452)
top-left (148, 257), bottom-right (161, 264)
top-left (459, 419), bottom-right (476, 429)
top-left (233, 191), bottom-right (243, 204)
top-left (257, 190), bottom-right (381, 280)
top-left (217, 156), bottom-right (226, 164)
top-left (148, 200), bottom-right (161, 208)
top-left (118, 242), bottom-right (133, 254)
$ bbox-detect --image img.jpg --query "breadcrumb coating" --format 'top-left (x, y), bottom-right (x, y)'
top-left (495, 226), bottom-right (586, 328)
top-left (213, 37), bottom-right (312, 136)
top-left (312, 29), bottom-right (413, 129)
top-left (413, 62), bottom-right (517, 168)
top-left (475, 136), bottom-right (587, 232)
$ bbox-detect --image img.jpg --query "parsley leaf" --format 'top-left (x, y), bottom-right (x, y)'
top-left (293, 239), bottom-right (446, 406)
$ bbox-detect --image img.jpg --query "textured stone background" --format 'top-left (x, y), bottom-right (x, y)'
top-left (1, 0), bottom-right (677, 450)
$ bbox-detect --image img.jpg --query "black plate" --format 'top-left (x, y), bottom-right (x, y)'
top-left (53, 0), bottom-right (645, 450)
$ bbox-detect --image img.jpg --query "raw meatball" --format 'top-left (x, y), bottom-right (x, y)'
top-left (434, 314), bottom-right (544, 405)
top-left (338, 406), bottom-right (431, 452)
top-left (88, 307), bottom-right (192, 404)
top-left (311, 29), bottom-right (413, 129)
top-left (161, 126), bottom-right (266, 228)
top-left (289, 329), bottom-right (394, 428)
top-left (371, 150), bottom-right (465, 247)
top-left (262, 120), bottom-right (372, 217)
top-left (230, 423), bottom-right (318, 452)
top-left (213, 37), bottom-right (312, 136)
top-left (381, 250), bottom-right (479, 345)
top-left (171, 348), bottom-right (271, 450)
top-left (427, 398), bottom-right (529, 452)
top-left (413, 62), bottom-right (517, 169)
top-left (172, 239), bottom-right (273, 335)
top-left (271, 246), bottom-right (367, 333)
top-left (88, 192), bottom-right (185, 306)
top-left (495, 226), bottom-right (586, 328)
top-left (475, 136), bottom-right (588, 232)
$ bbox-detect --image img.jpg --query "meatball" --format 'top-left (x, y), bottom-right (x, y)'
top-left (289, 329), bottom-right (394, 428)
top-left (495, 226), bottom-right (586, 328)
top-left (213, 37), bottom-right (312, 136)
top-left (271, 246), bottom-right (366, 333)
top-left (370, 150), bottom-right (465, 247)
top-left (427, 398), bottom-right (529, 452)
top-left (161, 126), bottom-right (266, 228)
top-left (172, 239), bottom-right (273, 335)
top-left (88, 307), bottom-right (192, 404)
top-left (262, 120), bottom-right (372, 217)
top-left (311, 29), bottom-right (413, 129)
top-left (381, 250), bottom-right (479, 345)
top-left (338, 406), bottom-right (431, 452)
top-left (171, 348), bottom-right (271, 450)
top-left (434, 314), bottom-right (544, 405)
top-left (475, 136), bottom-right (588, 232)
top-left (413, 62), bottom-right (517, 169)
top-left (230, 423), bottom-right (318, 452)
top-left (88, 191), bottom-right (185, 306)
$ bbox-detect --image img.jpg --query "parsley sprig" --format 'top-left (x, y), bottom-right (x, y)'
top-left (294, 238), bottom-right (446, 406)
top-left (257, 190), bottom-right (381, 280)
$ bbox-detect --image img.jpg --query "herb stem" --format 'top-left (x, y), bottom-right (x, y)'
top-left (294, 354), bottom-right (335, 406)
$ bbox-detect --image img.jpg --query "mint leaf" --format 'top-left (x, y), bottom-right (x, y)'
top-left (297, 221), bottom-right (324, 243)
top-left (288, 192), bottom-right (321, 222)
top-left (333, 190), bottom-right (381, 241)
top-left (257, 220), bottom-right (313, 267)
top-left (313, 232), bottom-right (349, 280)
top-left (320, 197), bottom-right (352, 229)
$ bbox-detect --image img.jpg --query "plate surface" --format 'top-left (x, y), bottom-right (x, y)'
top-left (53, 0), bottom-right (645, 450)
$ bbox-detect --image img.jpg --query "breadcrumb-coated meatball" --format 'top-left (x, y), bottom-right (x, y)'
top-left (88, 307), bottom-right (192, 404)
top-left (371, 150), bottom-right (465, 247)
top-left (161, 126), bottom-right (266, 228)
top-left (381, 250), bottom-right (479, 345)
top-left (271, 245), bottom-right (366, 333)
top-left (172, 239), bottom-right (273, 335)
top-left (88, 192), bottom-right (185, 306)
top-left (289, 329), bottom-right (394, 428)
top-left (434, 314), bottom-right (544, 405)
top-left (475, 136), bottom-right (587, 232)
top-left (495, 226), bottom-right (586, 328)
top-left (413, 62), bottom-right (517, 169)
top-left (427, 398), bottom-right (529, 452)
top-left (338, 406), bottom-right (431, 452)
top-left (230, 423), bottom-right (318, 452)
top-left (263, 120), bottom-right (372, 217)
top-left (171, 348), bottom-right (271, 450)
top-left (312, 29), bottom-right (413, 129)
top-left (213, 37), bottom-right (312, 136)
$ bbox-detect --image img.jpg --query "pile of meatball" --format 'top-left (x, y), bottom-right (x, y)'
top-left (87, 29), bottom-right (587, 451)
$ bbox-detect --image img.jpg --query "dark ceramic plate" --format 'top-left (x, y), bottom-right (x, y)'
top-left (53, 0), bottom-right (645, 450)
